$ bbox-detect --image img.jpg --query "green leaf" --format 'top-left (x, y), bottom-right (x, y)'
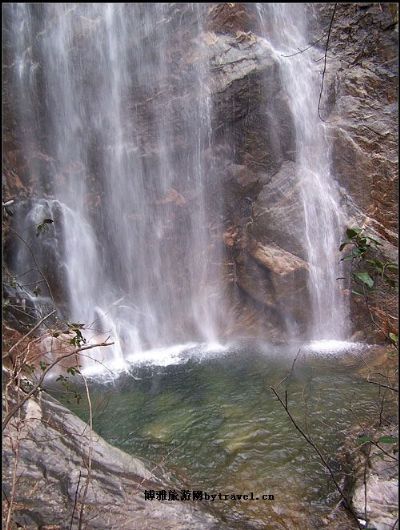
top-left (67, 366), bottom-right (81, 376)
top-left (354, 272), bottom-right (374, 289)
top-left (357, 435), bottom-right (372, 445)
top-left (39, 361), bottom-right (47, 371)
top-left (366, 259), bottom-right (384, 270)
top-left (36, 219), bottom-right (54, 236)
top-left (346, 227), bottom-right (362, 239)
top-left (365, 235), bottom-right (382, 246)
top-left (389, 333), bottom-right (398, 345)
top-left (385, 263), bottom-right (398, 271)
top-left (378, 436), bottom-right (397, 444)
top-left (354, 247), bottom-right (367, 256)
top-left (351, 290), bottom-right (365, 296)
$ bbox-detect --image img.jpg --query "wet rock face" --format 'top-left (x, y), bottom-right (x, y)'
top-left (324, 3), bottom-right (398, 240)
top-left (307, 3), bottom-right (398, 339)
top-left (206, 3), bottom-right (260, 36)
top-left (238, 240), bottom-right (310, 335)
top-left (3, 3), bottom-right (302, 341)
top-left (4, 199), bottom-right (69, 308)
top-left (2, 382), bottom-right (222, 529)
top-left (3, 3), bottom-right (397, 342)
top-left (203, 11), bottom-right (305, 337)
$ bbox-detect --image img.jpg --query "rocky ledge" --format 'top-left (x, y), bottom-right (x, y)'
top-left (2, 380), bottom-right (222, 529)
top-left (343, 425), bottom-right (399, 530)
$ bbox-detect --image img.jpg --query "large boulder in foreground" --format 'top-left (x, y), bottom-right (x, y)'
top-left (2, 380), bottom-right (222, 529)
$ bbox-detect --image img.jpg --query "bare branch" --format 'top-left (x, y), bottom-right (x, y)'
top-left (4, 310), bottom-right (57, 359)
top-left (70, 470), bottom-right (82, 530)
top-left (318, 3), bottom-right (337, 122)
top-left (2, 341), bottom-right (114, 432)
top-left (8, 226), bottom-right (56, 305)
top-left (78, 372), bottom-right (93, 530)
top-left (5, 394), bottom-right (22, 528)
top-left (270, 386), bottom-right (362, 529)
top-left (281, 34), bottom-right (326, 58)
top-left (367, 380), bottom-right (398, 393)
top-left (276, 348), bottom-right (301, 389)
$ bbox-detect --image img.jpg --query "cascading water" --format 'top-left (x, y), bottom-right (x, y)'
top-left (5, 3), bottom-right (227, 370)
top-left (257, 3), bottom-right (349, 340)
top-left (4, 3), bottom-right (351, 372)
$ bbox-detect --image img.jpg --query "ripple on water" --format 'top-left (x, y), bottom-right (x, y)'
top-left (51, 344), bottom-right (388, 529)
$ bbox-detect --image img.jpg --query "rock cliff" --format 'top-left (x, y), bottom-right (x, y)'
top-left (308, 3), bottom-right (398, 340)
top-left (2, 2), bottom-right (398, 343)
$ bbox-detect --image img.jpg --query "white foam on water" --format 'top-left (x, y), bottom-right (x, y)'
top-left (80, 358), bottom-right (129, 378)
top-left (302, 340), bottom-right (366, 356)
top-left (126, 341), bottom-right (230, 366)
top-left (125, 342), bottom-right (199, 367)
top-left (79, 341), bottom-right (230, 378)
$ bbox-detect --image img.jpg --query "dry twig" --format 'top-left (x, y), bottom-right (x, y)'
top-left (270, 386), bottom-right (362, 529)
top-left (2, 341), bottom-right (113, 432)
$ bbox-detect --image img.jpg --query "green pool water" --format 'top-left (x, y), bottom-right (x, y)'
top-left (48, 344), bottom-right (390, 529)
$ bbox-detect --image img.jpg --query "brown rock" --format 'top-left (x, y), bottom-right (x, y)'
top-left (206, 3), bottom-right (259, 35)
top-left (249, 241), bottom-right (309, 276)
top-left (310, 2), bottom-right (398, 341)
top-left (234, 239), bottom-right (311, 335)
top-left (223, 228), bottom-right (238, 248)
top-left (155, 187), bottom-right (186, 206)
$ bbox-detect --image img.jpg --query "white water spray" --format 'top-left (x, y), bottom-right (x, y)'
top-left (257, 3), bottom-right (349, 339)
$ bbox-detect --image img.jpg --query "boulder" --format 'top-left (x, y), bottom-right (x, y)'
top-left (252, 161), bottom-right (306, 259)
top-left (350, 429), bottom-right (399, 530)
top-left (2, 380), bottom-right (223, 529)
top-left (232, 238), bottom-right (310, 336)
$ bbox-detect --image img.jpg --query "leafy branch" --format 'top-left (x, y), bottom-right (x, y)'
top-left (2, 340), bottom-right (113, 432)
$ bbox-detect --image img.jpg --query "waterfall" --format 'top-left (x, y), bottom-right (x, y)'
top-left (257, 4), bottom-right (349, 340)
top-left (4, 3), bottom-right (351, 371)
top-left (5, 4), bottom-right (226, 369)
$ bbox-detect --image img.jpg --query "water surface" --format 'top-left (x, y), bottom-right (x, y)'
top-left (49, 344), bottom-right (387, 529)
